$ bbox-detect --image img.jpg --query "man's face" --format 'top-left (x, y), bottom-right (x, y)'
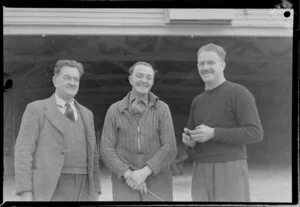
top-left (197, 51), bottom-right (225, 84)
top-left (129, 64), bottom-right (154, 95)
top-left (53, 66), bottom-right (80, 101)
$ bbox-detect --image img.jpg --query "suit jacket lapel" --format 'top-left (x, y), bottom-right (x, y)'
top-left (43, 94), bottom-right (65, 135)
top-left (75, 101), bottom-right (92, 140)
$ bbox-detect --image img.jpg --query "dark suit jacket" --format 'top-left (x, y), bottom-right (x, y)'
top-left (14, 94), bottom-right (101, 201)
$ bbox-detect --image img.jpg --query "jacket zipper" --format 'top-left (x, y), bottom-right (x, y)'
top-left (137, 126), bottom-right (141, 152)
top-left (136, 112), bottom-right (145, 153)
top-left (127, 105), bottom-right (151, 152)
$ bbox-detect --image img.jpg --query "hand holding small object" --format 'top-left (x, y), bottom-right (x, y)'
top-left (189, 124), bottom-right (215, 142)
top-left (182, 128), bottom-right (196, 148)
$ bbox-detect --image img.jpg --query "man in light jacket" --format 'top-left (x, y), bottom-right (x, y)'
top-left (100, 61), bottom-right (177, 201)
top-left (14, 59), bottom-right (101, 201)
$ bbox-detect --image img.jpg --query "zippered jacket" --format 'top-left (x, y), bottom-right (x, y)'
top-left (100, 91), bottom-right (177, 179)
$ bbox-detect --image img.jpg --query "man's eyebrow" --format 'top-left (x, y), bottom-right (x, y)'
top-left (63, 74), bottom-right (79, 77)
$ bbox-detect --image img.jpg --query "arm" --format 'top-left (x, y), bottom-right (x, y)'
top-left (145, 104), bottom-right (177, 176)
top-left (14, 103), bottom-right (40, 199)
top-left (214, 87), bottom-right (264, 145)
top-left (100, 106), bottom-right (130, 180)
top-left (90, 112), bottom-right (101, 195)
top-left (182, 99), bottom-right (197, 148)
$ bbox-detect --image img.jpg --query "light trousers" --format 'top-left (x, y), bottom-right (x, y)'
top-left (191, 160), bottom-right (250, 202)
top-left (51, 174), bottom-right (91, 201)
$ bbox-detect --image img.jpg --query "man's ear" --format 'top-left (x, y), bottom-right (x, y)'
top-left (151, 79), bottom-right (155, 85)
top-left (52, 76), bottom-right (56, 87)
top-left (221, 61), bottom-right (226, 71)
top-left (128, 75), bottom-right (132, 85)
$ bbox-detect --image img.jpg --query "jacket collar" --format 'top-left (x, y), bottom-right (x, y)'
top-left (119, 91), bottom-right (159, 112)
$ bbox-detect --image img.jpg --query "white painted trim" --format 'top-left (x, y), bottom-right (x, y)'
top-left (4, 25), bottom-right (293, 37)
top-left (166, 9), bottom-right (234, 21)
top-left (3, 8), bottom-right (293, 37)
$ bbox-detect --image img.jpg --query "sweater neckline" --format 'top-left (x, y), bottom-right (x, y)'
top-left (204, 81), bottom-right (228, 94)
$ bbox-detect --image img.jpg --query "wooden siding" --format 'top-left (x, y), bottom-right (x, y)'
top-left (3, 8), bottom-right (293, 36)
top-left (4, 8), bottom-right (165, 25)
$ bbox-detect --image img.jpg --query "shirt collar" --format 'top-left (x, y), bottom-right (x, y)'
top-left (129, 90), bottom-right (148, 106)
top-left (119, 91), bottom-right (158, 112)
top-left (54, 93), bottom-right (75, 108)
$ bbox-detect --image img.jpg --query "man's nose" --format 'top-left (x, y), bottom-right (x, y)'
top-left (202, 62), bottom-right (209, 69)
top-left (140, 77), bottom-right (148, 82)
top-left (69, 78), bottom-right (76, 85)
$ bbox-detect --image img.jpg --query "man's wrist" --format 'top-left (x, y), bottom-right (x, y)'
top-left (211, 128), bottom-right (215, 139)
top-left (123, 169), bottom-right (132, 178)
top-left (142, 165), bottom-right (152, 177)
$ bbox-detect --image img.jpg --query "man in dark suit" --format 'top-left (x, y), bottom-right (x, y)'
top-left (14, 59), bottom-right (101, 201)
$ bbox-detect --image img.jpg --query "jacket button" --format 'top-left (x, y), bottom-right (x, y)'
top-left (61, 151), bottom-right (65, 155)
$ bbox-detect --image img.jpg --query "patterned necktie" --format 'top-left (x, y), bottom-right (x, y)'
top-left (65, 103), bottom-right (75, 122)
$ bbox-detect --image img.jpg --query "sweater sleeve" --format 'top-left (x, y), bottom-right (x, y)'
top-left (100, 105), bottom-right (130, 180)
top-left (214, 86), bottom-right (263, 145)
top-left (146, 103), bottom-right (177, 176)
top-left (187, 98), bottom-right (196, 130)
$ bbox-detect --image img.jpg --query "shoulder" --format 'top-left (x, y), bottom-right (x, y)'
top-left (26, 97), bottom-right (50, 111)
top-left (192, 93), bottom-right (204, 102)
top-left (75, 101), bottom-right (93, 115)
top-left (190, 93), bottom-right (205, 108)
top-left (111, 100), bottom-right (123, 111)
top-left (104, 100), bottom-right (123, 117)
top-left (226, 81), bottom-right (253, 97)
top-left (155, 99), bottom-right (169, 108)
top-left (225, 81), bottom-right (255, 103)
top-left (155, 99), bottom-right (170, 112)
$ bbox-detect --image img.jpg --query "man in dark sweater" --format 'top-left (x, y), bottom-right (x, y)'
top-left (182, 43), bottom-right (263, 201)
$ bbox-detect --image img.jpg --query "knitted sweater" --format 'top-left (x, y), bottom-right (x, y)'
top-left (187, 81), bottom-right (263, 163)
top-left (100, 91), bottom-right (177, 179)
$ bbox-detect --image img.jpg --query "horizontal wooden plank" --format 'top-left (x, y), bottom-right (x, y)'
top-left (4, 18), bottom-right (165, 26)
top-left (3, 8), bottom-right (164, 13)
top-left (233, 9), bottom-right (293, 16)
top-left (4, 11), bottom-right (164, 19)
top-left (232, 20), bottom-right (292, 27)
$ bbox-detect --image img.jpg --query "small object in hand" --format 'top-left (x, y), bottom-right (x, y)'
top-left (184, 128), bottom-right (192, 139)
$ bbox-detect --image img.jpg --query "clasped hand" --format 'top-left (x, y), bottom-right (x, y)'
top-left (123, 168), bottom-right (150, 194)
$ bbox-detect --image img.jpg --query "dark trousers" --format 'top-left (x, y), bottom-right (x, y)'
top-left (51, 174), bottom-right (91, 201)
top-left (112, 169), bottom-right (173, 201)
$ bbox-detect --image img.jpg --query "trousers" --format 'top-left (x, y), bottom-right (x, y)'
top-left (191, 160), bottom-right (250, 201)
top-left (51, 174), bottom-right (91, 201)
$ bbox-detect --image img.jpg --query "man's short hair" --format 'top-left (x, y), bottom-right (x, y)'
top-left (197, 43), bottom-right (226, 61)
top-left (128, 61), bottom-right (157, 77)
top-left (54, 59), bottom-right (84, 77)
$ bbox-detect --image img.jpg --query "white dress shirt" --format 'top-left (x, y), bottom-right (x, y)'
top-left (54, 93), bottom-right (78, 121)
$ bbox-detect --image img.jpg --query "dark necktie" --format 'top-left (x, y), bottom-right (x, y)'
top-left (65, 103), bottom-right (75, 122)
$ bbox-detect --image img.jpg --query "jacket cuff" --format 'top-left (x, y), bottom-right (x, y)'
top-left (145, 162), bottom-right (158, 176)
top-left (116, 166), bottom-right (130, 180)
